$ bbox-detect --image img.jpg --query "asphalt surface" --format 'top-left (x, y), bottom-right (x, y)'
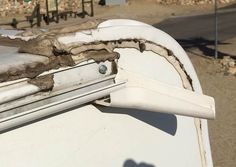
top-left (154, 9), bottom-right (236, 41)
top-left (154, 9), bottom-right (236, 58)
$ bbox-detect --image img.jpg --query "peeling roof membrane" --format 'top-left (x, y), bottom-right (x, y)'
top-left (0, 20), bottom-right (193, 93)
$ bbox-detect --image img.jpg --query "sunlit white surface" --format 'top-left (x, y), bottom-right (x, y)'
top-left (0, 20), bottom-right (213, 167)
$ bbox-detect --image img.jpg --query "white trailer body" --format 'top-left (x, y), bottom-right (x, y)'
top-left (0, 20), bottom-right (214, 167)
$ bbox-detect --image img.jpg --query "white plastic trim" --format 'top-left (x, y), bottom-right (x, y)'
top-left (0, 81), bottom-right (125, 132)
top-left (96, 70), bottom-right (215, 119)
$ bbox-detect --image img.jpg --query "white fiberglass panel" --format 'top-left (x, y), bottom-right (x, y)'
top-left (0, 104), bottom-right (202, 167)
top-left (0, 48), bottom-right (202, 167)
top-left (0, 19), bottom-right (212, 167)
top-left (116, 48), bottom-right (182, 87)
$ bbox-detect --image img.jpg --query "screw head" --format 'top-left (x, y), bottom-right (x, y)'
top-left (99, 65), bottom-right (107, 74)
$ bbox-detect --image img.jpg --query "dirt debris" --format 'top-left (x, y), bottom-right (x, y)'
top-left (220, 56), bottom-right (236, 75)
top-left (16, 29), bottom-right (44, 37)
top-left (220, 56), bottom-right (235, 67)
top-left (0, 37), bottom-right (27, 48)
top-left (0, 19), bottom-right (193, 92)
top-left (0, 20), bottom-right (105, 83)
top-left (18, 19), bottom-right (104, 56)
top-left (72, 49), bottom-right (120, 63)
top-left (0, 61), bottom-right (51, 83)
top-left (28, 74), bottom-right (54, 91)
top-left (228, 67), bottom-right (236, 75)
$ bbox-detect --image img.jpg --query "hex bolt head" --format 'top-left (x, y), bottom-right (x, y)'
top-left (99, 65), bottom-right (107, 74)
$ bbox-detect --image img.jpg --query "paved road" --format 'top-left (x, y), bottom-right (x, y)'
top-left (154, 9), bottom-right (236, 58)
top-left (154, 9), bottom-right (236, 41)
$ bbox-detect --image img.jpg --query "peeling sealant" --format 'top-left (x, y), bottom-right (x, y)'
top-left (0, 20), bottom-right (207, 166)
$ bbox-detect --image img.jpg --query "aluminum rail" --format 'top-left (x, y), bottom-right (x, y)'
top-left (0, 81), bottom-right (126, 133)
top-left (0, 60), bottom-right (100, 105)
top-left (0, 69), bottom-right (215, 133)
top-left (0, 82), bottom-right (40, 105)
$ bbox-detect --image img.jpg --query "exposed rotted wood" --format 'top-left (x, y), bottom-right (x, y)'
top-left (0, 37), bottom-right (27, 48)
top-left (72, 49), bottom-right (119, 63)
top-left (48, 19), bottom-right (104, 34)
top-left (28, 74), bottom-right (54, 91)
top-left (0, 20), bottom-right (193, 90)
top-left (0, 61), bottom-right (51, 83)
